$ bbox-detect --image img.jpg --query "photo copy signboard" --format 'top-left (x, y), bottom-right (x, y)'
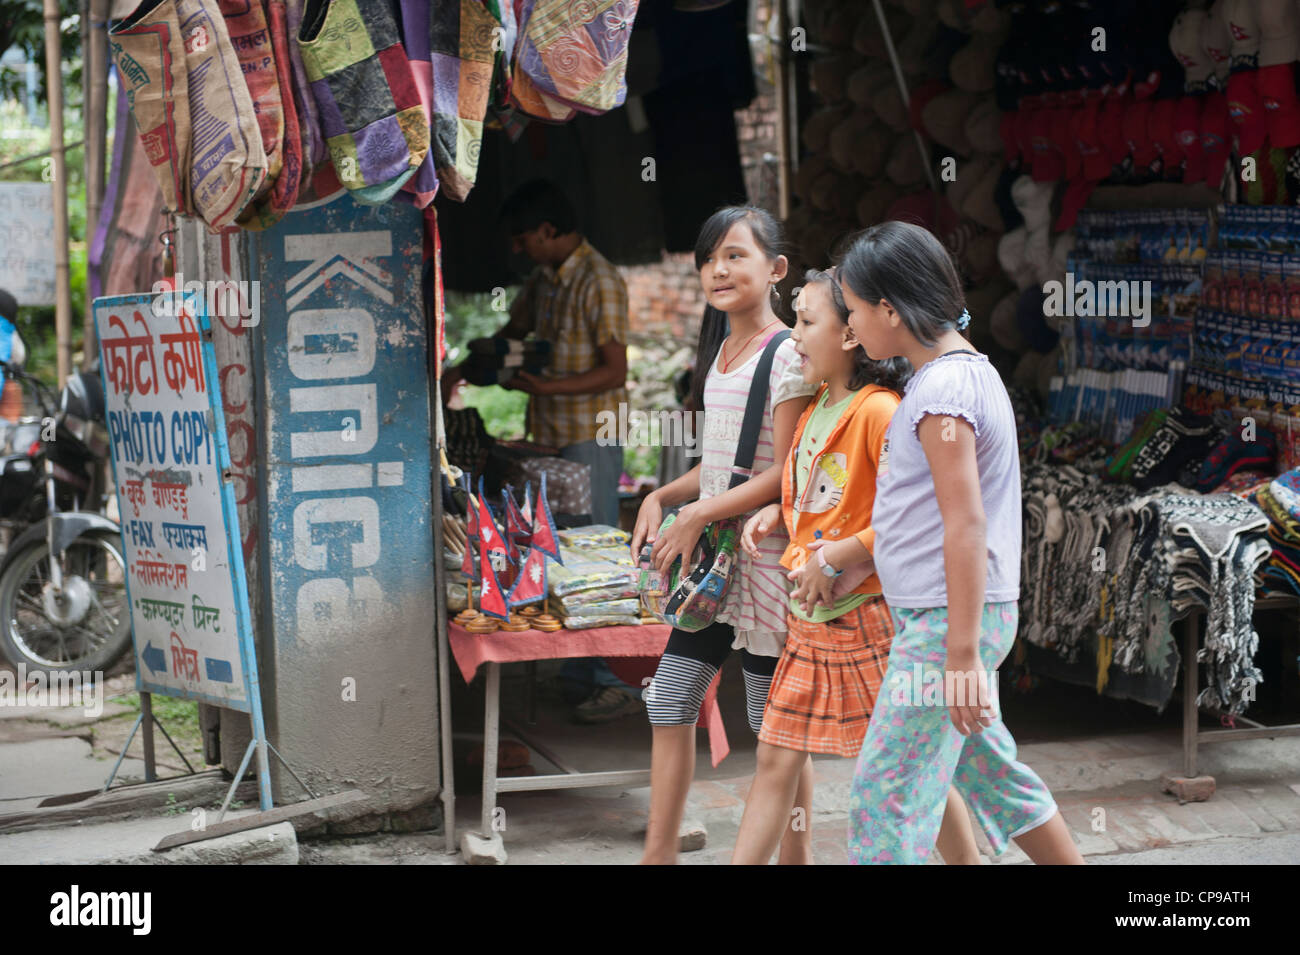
top-left (94, 290), bottom-right (262, 713)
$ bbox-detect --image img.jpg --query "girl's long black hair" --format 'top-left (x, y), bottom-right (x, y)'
top-left (804, 268), bottom-right (911, 394)
top-left (838, 220), bottom-right (967, 348)
top-left (690, 206), bottom-right (787, 413)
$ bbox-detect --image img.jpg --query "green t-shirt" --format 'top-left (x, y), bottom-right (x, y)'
top-left (789, 390), bottom-right (871, 623)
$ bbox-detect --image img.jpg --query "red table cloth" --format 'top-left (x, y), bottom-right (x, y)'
top-left (448, 621), bottom-right (731, 765)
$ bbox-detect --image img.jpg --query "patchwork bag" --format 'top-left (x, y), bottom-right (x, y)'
top-left (509, 0), bottom-right (639, 121)
top-left (638, 331), bottom-right (789, 632)
top-left (297, 0), bottom-right (431, 204)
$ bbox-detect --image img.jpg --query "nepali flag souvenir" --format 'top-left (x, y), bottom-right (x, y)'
top-left (479, 476), bottom-right (515, 565)
top-left (505, 483), bottom-right (533, 547)
top-left (531, 471), bottom-right (561, 562)
top-left (506, 545), bottom-right (547, 609)
top-left (475, 491), bottom-right (509, 620)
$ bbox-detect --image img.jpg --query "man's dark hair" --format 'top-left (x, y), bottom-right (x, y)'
top-left (500, 179), bottom-right (577, 236)
top-left (0, 289), bottom-right (16, 323)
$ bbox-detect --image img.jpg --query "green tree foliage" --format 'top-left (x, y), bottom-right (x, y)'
top-left (0, 1), bottom-right (83, 106)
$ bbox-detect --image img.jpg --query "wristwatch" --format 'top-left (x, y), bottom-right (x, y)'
top-left (817, 546), bottom-right (842, 578)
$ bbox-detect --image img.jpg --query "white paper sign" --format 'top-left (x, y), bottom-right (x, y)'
top-left (95, 289), bottom-right (255, 709)
top-left (0, 183), bottom-right (56, 305)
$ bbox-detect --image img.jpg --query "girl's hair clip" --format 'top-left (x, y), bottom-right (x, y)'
top-left (956, 308), bottom-right (971, 330)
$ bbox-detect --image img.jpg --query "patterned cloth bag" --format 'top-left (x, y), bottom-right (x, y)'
top-left (111, 0), bottom-right (270, 228)
top-left (638, 332), bottom-right (789, 632)
top-left (429, 0), bottom-right (501, 200)
top-left (509, 0), bottom-right (639, 121)
top-left (220, 0), bottom-right (304, 230)
top-left (297, 0), bottom-right (431, 204)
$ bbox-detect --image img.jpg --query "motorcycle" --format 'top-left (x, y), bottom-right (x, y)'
top-left (0, 361), bottom-right (131, 675)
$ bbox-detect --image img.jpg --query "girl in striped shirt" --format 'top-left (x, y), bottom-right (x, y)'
top-left (632, 206), bottom-right (816, 865)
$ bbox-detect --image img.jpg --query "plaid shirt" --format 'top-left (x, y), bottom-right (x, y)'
top-left (520, 239), bottom-right (628, 448)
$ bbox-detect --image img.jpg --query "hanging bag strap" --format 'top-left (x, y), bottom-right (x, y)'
top-left (727, 329), bottom-right (790, 490)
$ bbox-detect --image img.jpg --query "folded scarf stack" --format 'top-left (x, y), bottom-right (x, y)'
top-left (1249, 468), bottom-right (1300, 598)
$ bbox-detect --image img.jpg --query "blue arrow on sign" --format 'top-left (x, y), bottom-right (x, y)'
top-left (205, 658), bottom-right (233, 683)
top-left (142, 641), bottom-right (166, 676)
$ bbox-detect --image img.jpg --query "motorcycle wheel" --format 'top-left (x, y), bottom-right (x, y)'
top-left (0, 530), bottom-right (132, 676)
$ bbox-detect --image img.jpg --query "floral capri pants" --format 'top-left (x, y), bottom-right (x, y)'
top-left (848, 601), bottom-right (1059, 864)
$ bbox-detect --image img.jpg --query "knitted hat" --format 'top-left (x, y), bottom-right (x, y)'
top-left (1149, 96), bottom-right (1183, 172)
top-left (885, 136), bottom-right (926, 186)
top-left (990, 291), bottom-right (1024, 350)
top-left (1200, 91), bottom-right (1232, 186)
top-left (962, 156), bottom-right (1005, 231)
top-left (994, 165), bottom-right (1023, 230)
top-left (830, 111), bottom-right (874, 173)
top-left (1258, 64), bottom-right (1300, 147)
top-left (803, 107), bottom-right (845, 153)
top-left (848, 63), bottom-right (893, 108)
top-left (856, 182), bottom-right (896, 227)
top-left (1174, 95), bottom-right (1207, 180)
top-left (1023, 227), bottom-right (1053, 285)
top-left (997, 226), bottom-right (1037, 290)
top-left (1011, 174), bottom-right (1054, 232)
top-left (1226, 70), bottom-right (1269, 154)
top-left (899, 17), bottom-right (941, 76)
top-left (965, 99), bottom-right (1003, 153)
top-left (1124, 98), bottom-right (1160, 171)
top-left (951, 36), bottom-right (999, 93)
top-left (872, 84), bottom-right (910, 132)
top-left (1225, 0), bottom-right (1261, 71)
top-left (922, 89), bottom-right (979, 154)
top-left (1027, 108), bottom-right (1065, 181)
top-left (1097, 97), bottom-right (1130, 169)
top-left (1052, 107), bottom-right (1081, 182)
top-left (1193, 426), bottom-right (1278, 492)
top-left (1259, 0), bottom-right (1300, 66)
top-left (884, 190), bottom-right (960, 235)
top-left (1202, 0), bottom-right (1234, 89)
top-left (909, 78), bottom-right (952, 136)
top-left (851, 122), bottom-right (891, 178)
top-left (855, 5), bottom-right (907, 58)
top-left (1072, 100), bottom-right (1110, 181)
top-left (1169, 7), bottom-right (1212, 93)
top-left (946, 151), bottom-right (990, 209)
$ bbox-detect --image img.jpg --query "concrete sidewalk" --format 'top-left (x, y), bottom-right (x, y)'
top-left (5, 656), bottom-right (1300, 865)
top-left (300, 657), bottom-right (1300, 864)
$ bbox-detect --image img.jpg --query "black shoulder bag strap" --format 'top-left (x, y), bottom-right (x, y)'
top-left (663, 329), bottom-right (790, 617)
top-left (727, 329), bottom-right (790, 490)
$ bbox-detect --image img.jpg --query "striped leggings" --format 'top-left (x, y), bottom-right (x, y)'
top-left (644, 622), bottom-right (778, 734)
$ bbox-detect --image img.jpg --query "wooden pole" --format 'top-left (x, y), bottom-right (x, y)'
top-left (775, 0), bottom-right (792, 221)
top-left (83, 0), bottom-right (110, 366)
top-left (43, 0), bottom-right (73, 386)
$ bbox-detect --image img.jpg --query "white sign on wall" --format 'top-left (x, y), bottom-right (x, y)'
top-left (0, 183), bottom-right (56, 305)
top-left (94, 289), bottom-right (260, 710)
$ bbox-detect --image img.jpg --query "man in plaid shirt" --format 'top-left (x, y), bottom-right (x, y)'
top-left (445, 183), bottom-right (641, 722)
top-left (448, 179), bottom-right (629, 527)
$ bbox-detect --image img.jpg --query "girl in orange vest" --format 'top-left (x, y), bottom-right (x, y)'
top-left (731, 269), bottom-right (980, 864)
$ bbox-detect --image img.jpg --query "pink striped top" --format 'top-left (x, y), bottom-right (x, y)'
top-left (700, 334), bottom-right (817, 648)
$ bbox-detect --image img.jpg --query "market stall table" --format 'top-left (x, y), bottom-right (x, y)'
top-left (447, 620), bottom-right (727, 863)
